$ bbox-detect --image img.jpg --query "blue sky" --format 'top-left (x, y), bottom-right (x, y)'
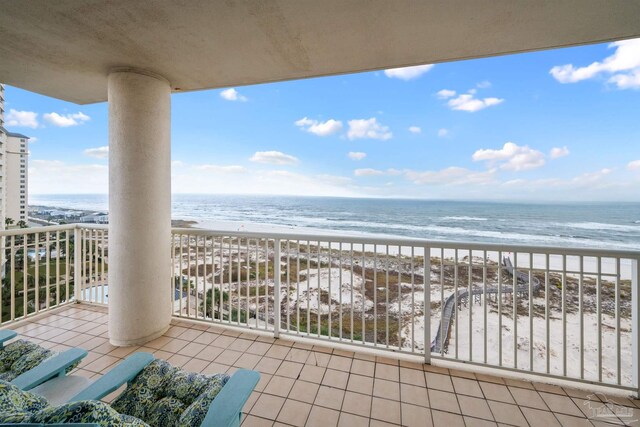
top-left (5, 38), bottom-right (640, 201)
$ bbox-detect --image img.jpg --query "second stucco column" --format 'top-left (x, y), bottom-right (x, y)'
top-left (108, 69), bottom-right (172, 346)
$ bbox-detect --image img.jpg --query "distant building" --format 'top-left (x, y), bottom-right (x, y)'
top-left (80, 212), bottom-right (109, 224)
top-left (5, 129), bottom-right (29, 224)
top-left (0, 83), bottom-right (6, 229)
top-left (0, 83), bottom-right (30, 227)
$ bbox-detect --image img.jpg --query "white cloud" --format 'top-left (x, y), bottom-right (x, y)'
top-left (550, 38), bottom-right (640, 89)
top-left (295, 117), bottom-right (343, 136)
top-left (408, 126), bottom-right (421, 134)
top-left (28, 137), bottom-right (38, 143)
top-left (550, 146), bottom-right (570, 159)
top-left (446, 93), bottom-right (504, 112)
top-left (578, 168), bottom-right (612, 182)
top-left (437, 128), bottom-right (449, 137)
top-left (347, 118), bottom-right (392, 140)
top-left (195, 164), bottom-right (247, 173)
top-left (354, 168), bottom-right (385, 177)
top-left (29, 160), bottom-right (107, 194)
top-left (354, 168), bottom-right (402, 177)
top-left (384, 64), bottom-right (434, 81)
top-left (43, 112), bottom-right (90, 127)
top-left (220, 88), bottom-right (247, 101)
top-left (348, 152), bottom-right (367, 161)
top-left (477, 81), bottom-right (492, 89)
top-left (249, 151), bottom-right (299, 165)
top-left (628, 160), bottom-right (640, 171)
top-left (405, 167), bottom-right (496, 186)
top-left (172, 160), bottom-right (185, 168)
top-left (437, 89), bottom-right (456, 99)
top-left (5, 109), bottom-right (38, 128)
top-left (83, 146), bottom-right (109, 159)
top-left (472, 142), bottom-right (545, 171)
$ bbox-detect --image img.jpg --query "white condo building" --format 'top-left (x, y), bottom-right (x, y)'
top-left (0, 83), bottom-right (6, 230)
top-left (0, 83), bottom-right (29, 228)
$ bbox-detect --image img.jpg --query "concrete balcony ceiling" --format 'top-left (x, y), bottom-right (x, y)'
top-left (1, 0), bottom-right (640, 104)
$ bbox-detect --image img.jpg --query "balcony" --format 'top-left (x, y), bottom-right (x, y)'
top-left (1, 225), bottom-right (639, 426)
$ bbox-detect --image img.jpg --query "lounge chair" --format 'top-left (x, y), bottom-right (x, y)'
top-left (0, 330), bottom-right (87, 391)
top-left (0, 352), bottom-right (260, 427)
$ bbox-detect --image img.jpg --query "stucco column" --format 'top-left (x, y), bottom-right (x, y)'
top-left (108, 69), bottom-right (172, 346)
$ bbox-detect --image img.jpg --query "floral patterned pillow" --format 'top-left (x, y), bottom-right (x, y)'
top-left (111, 359), bottom-right (230, 427)
top-left (0, 380), bottom-right (148, 426)
top-left (0, 340), bottom-right (54, 381)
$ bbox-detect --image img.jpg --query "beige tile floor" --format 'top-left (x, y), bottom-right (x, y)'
top-left (5, 304), bottom-right (640, 427)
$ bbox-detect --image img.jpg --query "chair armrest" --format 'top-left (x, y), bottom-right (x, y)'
top-left (201, 369), bottom-right (260, 427)
top-left (10, 348), bottom-right (88, 390)
top-left (0, 329), bottom-right (18, 349)
top-left (68, 352), bottom-right (154, 402)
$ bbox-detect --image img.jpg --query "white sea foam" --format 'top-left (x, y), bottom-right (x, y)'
top-left (562, 222), bottom-right (640, 232)
top-left (442, 216), bottom-right (489, 221)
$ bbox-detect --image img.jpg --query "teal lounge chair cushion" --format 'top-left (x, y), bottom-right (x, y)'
top-left (0, 380), bottom-right (148, 426)
top-left (110, 360), bottom-right (229, 427)
top-left (0, 341), bottom-right (53, 382)
top-left (0, 340), bottom-right (82, 384)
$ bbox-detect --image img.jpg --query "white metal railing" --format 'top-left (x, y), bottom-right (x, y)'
top-left (0, 225), bottom-right (77, 323)
top-left (2, 224), bottom-right (638, 394)
top-left (171, 228), bottom-right (640, 394)
top-left (76, 224), bottom-right (109, 305)
top-left (0, 224), bottom-right (109, 323)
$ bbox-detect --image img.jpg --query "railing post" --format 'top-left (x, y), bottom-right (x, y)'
top-left (424, 246), bottom-right (431, 364)
top-left (633, 258), bottom-right (639, 398)
top-left (73, 226), bottom-right (82, 303)
top-left (274, 238), bottom-right (281, 339)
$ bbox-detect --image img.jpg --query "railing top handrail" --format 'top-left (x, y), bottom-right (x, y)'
top-left (171, 227), bottom-right (640, 259)
top-left (2, 223), bottom-right (638, 259)
top-left (0, 224), bottom-right (77, 236)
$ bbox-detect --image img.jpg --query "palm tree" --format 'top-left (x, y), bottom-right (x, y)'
top-left (16, 220), bottom-right (27, 229)
top-left (5, 217), bottom-right (14, 228)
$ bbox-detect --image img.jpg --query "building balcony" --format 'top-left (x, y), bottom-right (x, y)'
top-left (1, 224), bottom-right (639, 426)
top-left (9, 304), bottom-right (640, 427)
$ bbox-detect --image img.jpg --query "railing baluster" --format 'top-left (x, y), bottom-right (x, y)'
top-left (454, 249), bottom-right (458, 360)
top-left (65, 231), bottom-right (70, 302)
top-left (35, 232), bottom-right (40, 313)
top-left (498, 250), bottom-right (502, 366)
top-left (362, 245), bottom-right (366, 345)
top-left (274, 238), bottom-right (281, 338)
top-left (513, 251), bottom-right (518, 369)
top-left (468, 250), bottom-right (473, 362)
top-left (23, 231), bottom-right (28, 319)
top-left (579, 256), bottom-right (584, 379)
top-left (350, 243), bottom-right (354, 342)
top-left (545, 253), bottom-right (550, 374)
top-left (440, 247), bottom-right (444, 357)
top-left (10, 236), bottom-right (16, 322)
top-left (616, 257), bottom-right (621, 385)
top-left (398, 245), bottom-right (402, 351)
top-left (318, 242), bottom-right (322, 339)
top-left (483, 250), bottom-right (487, 364)
top-left (55, 231), bottom-right (60, 307)
top-left (385, 245), bottom-right (389, 348)
top-left (632, 258), bottom-right (639, 396)
top-left (373, 244), bottom-right (377, 347)
top-left (286, 240), bottom-right (290, 333)
top-left (297, 240), bottom-right (301, 334)
top-left (597, 256), bottom-right (602, 383)
top-left (562, 254), bottom-right (567, 377)
top-left (424, 246), bottom-right (431, 363)
top-left (529, 252), bottom-right (533, 371)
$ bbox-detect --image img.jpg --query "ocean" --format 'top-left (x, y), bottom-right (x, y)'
top-left (29, 194), bottom-right (640, 251)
